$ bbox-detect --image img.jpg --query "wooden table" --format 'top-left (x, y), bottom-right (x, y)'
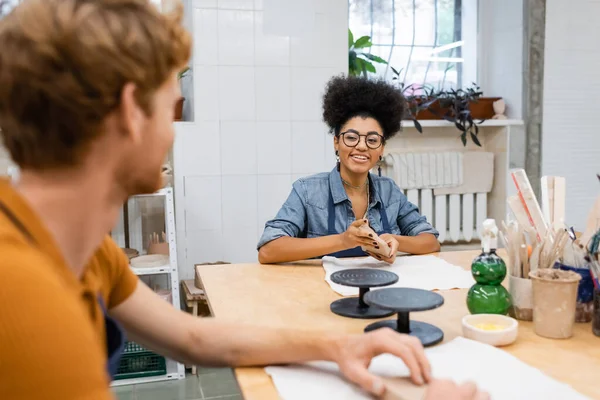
top-left (195, 251), bottom-right (600, 399)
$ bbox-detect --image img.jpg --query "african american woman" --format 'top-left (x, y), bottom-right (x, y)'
top-left (258, 75), bottom-right (440, 264)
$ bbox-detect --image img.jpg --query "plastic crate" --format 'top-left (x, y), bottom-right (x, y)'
top-left (114, 342), bottom-right (167, 380)
top-left (123, 341), bottom-right (148, 354)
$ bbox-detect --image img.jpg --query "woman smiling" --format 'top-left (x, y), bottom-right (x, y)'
top-left (258, 76), bottom-right (440, 264)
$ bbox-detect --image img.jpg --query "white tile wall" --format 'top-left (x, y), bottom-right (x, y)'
top-left (194, 66), bottom-right (220, 121)
top-left (542, 0), bottom-right (600, 229)
top-left (194, 0), bottom-right (217, 8)
top-left (184, 176), bottom-right (222, 231)
top-left (218, 66), bottom-right (255, 120)
top-left (222, 175), bottom-right (258, 230)
top-left (255, 67), bottom-right (291, 121)
top-left (221, 227), bottom-right (260, 263)
top-left (257, 174), bottom-right (294, 238)
top-left (262, 0), bottom-right (316, 37)
top-left (220, 121), bottom-right (257, 175)
top-left (290, 14), bottom-right (347, 68)
top-left (174, 0), bottom-right (348, 274)
top-left (291, 67), bottom-right (340, 121)
top-left (218, 0), bottom-right (254, 10)
top-left (186, 229), bottom-right (226, 267)
top-left (291, 121), bottom-right (328, 174)
top-left (180, 121), bottom-right (221, 176)
top-left (193, 9), bottom-right (218, 65)
top-left (256, 121), bottom-right (291, 174)
top-left (255, 12), bottom-right (290, 66)
top-left (217, 10), bottom-right (254, 65)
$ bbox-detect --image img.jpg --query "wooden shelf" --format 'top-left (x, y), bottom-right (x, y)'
top-left (402, 119), bottom-right (524, 128)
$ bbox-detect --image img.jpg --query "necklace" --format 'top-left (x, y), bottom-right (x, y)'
top-left (341, 178), bottom-right (368, 189)
top-left (342, 178), bottom-right (370, 219)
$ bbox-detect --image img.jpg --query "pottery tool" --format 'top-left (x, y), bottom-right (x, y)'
top-left (541, 176), bottom-right (566, 231)
top-left (530, 244), bottom-right (541, 271)
top-left (588, 257), bottom-right (600, 289)
top-left (549, 229), bottom-right (569, 266)
top-left (507, 196), bottom-right (536, 238)
top-left (541, 176), bottom-right (554, 226)
top-left (502, 220), bottom-right (530, 277)
top-left (500, 221), bottom-right (517, 277)
top-left (553, 177), bottom-right (566, 231)
top-left (520, 244), bottom-right (529, 278)
top-left (538, 231), bottom-right (559, 269)
top-left (510, 169), bottom-right (549, 243)
top-left (580, 194), bottom-right (600, 247)
top-left (588, 229), bottom-right (600, 254)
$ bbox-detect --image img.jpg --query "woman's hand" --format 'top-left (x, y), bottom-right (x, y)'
top-left (340, 219), bottom-right (381, 250)
top-left (367, 233), bottom-right (399, 264)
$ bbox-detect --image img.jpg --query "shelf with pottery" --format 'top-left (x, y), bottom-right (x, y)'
top-left (381, 115), bottom-right (521, 247)
top-left (111, 186), bottom-right (186, 386)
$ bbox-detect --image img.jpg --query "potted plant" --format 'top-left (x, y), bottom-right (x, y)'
top-left (391, 66), bottom-right (501, 146)
top-left (348, 29), bottom-right (387, 77)
top-left (175, 66), bottom-right (190, 121)
top-left (433, 85), bottom-right (487, 146)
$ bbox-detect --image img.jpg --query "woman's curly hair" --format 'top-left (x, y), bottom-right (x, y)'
top-left (322, 75), bottom-right (405, 142)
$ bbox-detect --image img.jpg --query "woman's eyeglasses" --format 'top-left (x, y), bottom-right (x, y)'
top-left (339, 131), bottom-right (384, 149)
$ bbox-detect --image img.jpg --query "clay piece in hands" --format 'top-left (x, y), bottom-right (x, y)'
top-left (359, 223), bottom-right (392, 258)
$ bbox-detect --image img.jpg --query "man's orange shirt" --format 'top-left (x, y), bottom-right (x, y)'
top-left (0, 178), bottom-right (139, 399)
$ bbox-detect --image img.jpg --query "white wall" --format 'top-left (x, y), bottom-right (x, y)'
top-left (478, 0), bottom-right (524, 120)
top-left (478, 0), bottom-right (526, 169)
top-left (542, 0), bottom-right (600, 229)
top-left (173, 0), bottom-right (348, 277)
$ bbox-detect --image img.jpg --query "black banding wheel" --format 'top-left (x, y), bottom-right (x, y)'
top-left (363, 288), bottom-right (445, 347)
top-left (329, 269), bottom-right (399, 319)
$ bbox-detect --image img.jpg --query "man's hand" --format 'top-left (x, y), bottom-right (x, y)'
top-left (332, 328), bottom-right (431, 396)
top-left (425, 379), bottom-right (490, 400)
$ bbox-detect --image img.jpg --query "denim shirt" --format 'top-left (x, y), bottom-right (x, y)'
top-left (257, 168), bottom-right (438, 249)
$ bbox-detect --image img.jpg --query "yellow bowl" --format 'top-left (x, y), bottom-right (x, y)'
top-left (461, 314), bottom-right (518, 347)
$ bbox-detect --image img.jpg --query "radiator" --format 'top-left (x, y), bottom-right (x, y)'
top-left (399, 188), bottom-right (486, 244)
top-left (381, 152), bottom-right (490, 244)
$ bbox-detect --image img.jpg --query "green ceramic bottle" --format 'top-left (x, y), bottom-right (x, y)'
top-left (467, 219), bottom-right (512, 315)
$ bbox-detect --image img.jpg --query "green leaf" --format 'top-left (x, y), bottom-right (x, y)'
top-left (348, 50), bottom-right (358, 75)
top-left (354, 36), bottom-right (372, 49)
top-left (348, 29), bottom-right (354, 49)
top-left (355, 58), bottom-right (367, 76)
top-left (413, 119), bottom-right (423, 133)
top-left (470, 132), bottom-right (482, 147)
top-left (460, 132), bottom-right (467, 146)
top-left (361, 53), bottom-right (388, 64)
top-left (349, 50), bottom-right (357, 66)
top-left (363, 60), bottom-right (377, 73)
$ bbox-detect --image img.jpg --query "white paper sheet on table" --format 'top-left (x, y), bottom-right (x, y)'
top-left (322, 255), bottom-right (475, 296)
top-left (265, 337), bottom-right (590, 400)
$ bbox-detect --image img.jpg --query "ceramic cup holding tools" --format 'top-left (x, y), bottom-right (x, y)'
top-left (508, 275), bottom-right (533, 321)
top-left (529, 269), bottom-right (581, 339)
